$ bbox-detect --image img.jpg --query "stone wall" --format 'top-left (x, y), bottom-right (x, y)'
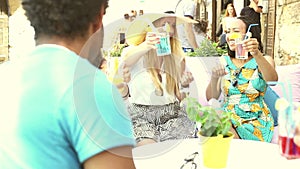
top-left (8, 0), bottom-right (21, 15)
top-left (274, 0), bottom-right (300, 65)
top-left (8, 6), bottom-right (35, 61)
top-left (0, 14), bottom-right (8, 62)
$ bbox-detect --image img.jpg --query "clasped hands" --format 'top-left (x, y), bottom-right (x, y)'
top-left (179, 71), bottom-right (194, 101)
top-left (211, 65), bottom-right (227, 79)
top-left (181, 71), bottom-right (194, 87)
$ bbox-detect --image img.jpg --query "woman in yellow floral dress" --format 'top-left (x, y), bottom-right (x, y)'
top-left (206, 16), bottom-right (278, 142)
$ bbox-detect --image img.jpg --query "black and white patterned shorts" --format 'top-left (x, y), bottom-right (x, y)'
top-left (128, 101), bottom-right (196, 143)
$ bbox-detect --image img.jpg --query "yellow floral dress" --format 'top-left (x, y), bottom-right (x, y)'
top-left (221, 56), bottom-right (274, 142)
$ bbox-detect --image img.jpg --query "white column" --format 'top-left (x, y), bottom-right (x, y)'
top-left (234, 0), bottom-right (245, 16)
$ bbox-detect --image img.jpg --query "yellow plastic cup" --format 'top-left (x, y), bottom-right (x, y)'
top-left (199, 132), bottom-right (234, 168)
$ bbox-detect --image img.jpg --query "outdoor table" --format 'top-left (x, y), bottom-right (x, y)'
top-left (133, 138), bottom-right (300, 169)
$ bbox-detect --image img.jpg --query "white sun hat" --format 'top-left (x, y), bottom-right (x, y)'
top-left (125, 13), bottom-right (197, 46)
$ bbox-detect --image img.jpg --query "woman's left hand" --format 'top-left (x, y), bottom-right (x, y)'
top-left (122, 64), bottom-right (131, 83)
top-left (242, 38), bottom-right (261, 57)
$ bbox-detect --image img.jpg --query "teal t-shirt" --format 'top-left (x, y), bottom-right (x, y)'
top-left (0, 45), bottom-right (135, 169)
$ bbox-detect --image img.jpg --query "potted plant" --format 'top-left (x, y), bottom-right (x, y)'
top-left (182, 97), bottom-right (234, 168)
top-left (104, 43), bottom-right (128, 84)
top-left (184, 39), bottom-right (227, 85)
top-left (187, 39), bottom-right (227, 57)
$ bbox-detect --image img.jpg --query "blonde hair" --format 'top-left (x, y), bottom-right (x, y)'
top-left (129, 30), bottom-right (184, 99)
top-left (125, 16), bottom-right (186, 99)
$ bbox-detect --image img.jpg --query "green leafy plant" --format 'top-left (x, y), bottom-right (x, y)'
top-left (187, 39), bottom-right (227, 57)
top-left (182, 97), bottom-right (232, 137)
top-left (109, 43), bottom-right (127, 57)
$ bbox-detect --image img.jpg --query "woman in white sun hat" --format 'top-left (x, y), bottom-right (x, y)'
top-left (121, 13), bottom-right (197, 146)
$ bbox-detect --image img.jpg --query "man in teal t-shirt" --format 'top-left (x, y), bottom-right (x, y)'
top-left (0, 0), bottom-right (136, 169)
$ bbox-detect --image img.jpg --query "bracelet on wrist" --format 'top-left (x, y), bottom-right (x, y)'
top-left (180, 87), bottom-right (190, 95)
top-left (122, 84), bottom-right (130, 98)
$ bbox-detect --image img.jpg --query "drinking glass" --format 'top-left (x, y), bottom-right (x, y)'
top-left (146, 27), bottom-right (171, 56)
top-left (235, 34), bottom-right (248, 59)
top-left (107, 57), bottom-right (123, 85)
top-left (278, 103), bottom-right (300, 159)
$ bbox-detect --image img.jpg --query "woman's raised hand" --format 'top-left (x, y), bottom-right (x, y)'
top-left (242, 37), bottom-right (261, 57)
top-left (143, 32), bottom-right (160, 51)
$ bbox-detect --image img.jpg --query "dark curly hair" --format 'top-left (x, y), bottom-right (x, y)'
top-left (22, 0), bottom-right (109, 40)
top-left (228, 15), bottom-right (263, 57)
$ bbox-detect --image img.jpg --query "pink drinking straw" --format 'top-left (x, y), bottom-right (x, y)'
top-left (244, 24), bottom-right (259, 40)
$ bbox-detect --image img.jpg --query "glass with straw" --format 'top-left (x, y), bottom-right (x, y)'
top-left (145, 20), bottom-right (171, 56)
top-left (270, 81), bottom-right (300, 159)
top-left (235, 24), bottom-right (258, 59)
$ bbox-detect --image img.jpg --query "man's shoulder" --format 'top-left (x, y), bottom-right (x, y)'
top-left (240, 6), bottom-right (255, 15)
top-left (241, 6), bottom-right (251, 12)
